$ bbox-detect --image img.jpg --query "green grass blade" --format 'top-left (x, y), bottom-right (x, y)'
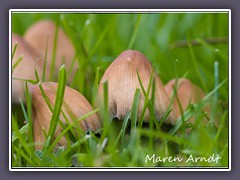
top-left (12, 56), bottom-right (23, 73)
top-left (38, 83), bottom-right (54, 111)
top-left (50, 21), bottom-right (59, 80)
top-left (137, 68), bottom-right (156, 128)
top-left (47, 109), bottom-right (99, 152)
top-left (12, 42), bottom-right (18, 60)
top-left (42, 35), bottom-right (49, 82)
top-left (61, 15), bottom-right (89, 63)
top-left (92, 67), bottom-right (100, 106)
top-left (100, 81), bottom-right (110, 142)
top-left (12, 124), bottom-right (29, 142)
top-left (210, 61), bottom-right (219, 125)
top-left (131, 89), bottom-right (140, 130)
top-left (25, 82), bottom-right (34, 151)
top-left (121, 111), bottom-right (131, 149)
top-left (89, 18), bottom-right (114, 57)
top-left (34, 67), bottom-right (40, 82)
top-left (13, 147), bottom-right (35, 166)
top-left (19, 97), bottom-right (28, 123)
top-left (12, 77), bottom-right (36, 84)
top-left (214, 111), bottom-right (228, 142)
top-left (136, 70), bottom-right (146, 96)
top-left (128, 14), bottom-right (142, 49)
top-left (168, 79), bottom-right (227, 136)
top-left (12, 115), bottom-right (33, 159)
top-left (139, 128), bottom-right (191, 146)
top-left (68, 55), bottom-right (77, 77)
top-left (46, 65), bottom-right (67, 149)
top-left (39, 80), bottom-right (77, 142)
top-left (187, 35), bottom-right (208, 92)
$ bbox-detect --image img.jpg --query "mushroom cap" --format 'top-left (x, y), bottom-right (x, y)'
top-left (12, 33), bottom-right (46, 103)
top-left (24, 20), bottom-right (76, 80)
top-left (32, 82), bottom-right (101, 150)
top-left (165, 78), bottom-right (208, 124)
top-left (97, 50), bottom-right (176, 123)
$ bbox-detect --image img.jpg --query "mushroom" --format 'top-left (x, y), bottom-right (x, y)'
top-left (32, 82), bottom-right (101, 150)
top-left (12, 33), bottom-right (47, 103)
top-left (97, 50), bottom-right (176, 124)
top-left (24, 20), bottom-right (76, 80)
top-left (164, 78), bottom-right (209, 125)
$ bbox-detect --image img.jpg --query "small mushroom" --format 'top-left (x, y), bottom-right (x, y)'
top-left (12, 33), bottom-right (47, 103)
top-left (97, 50), bottom-right (176, 123)
top-left (24, 20), bottom-right (76, 80)
top-left (32, 82), bottom-right (101, 150)
top-left (164, 78), bottom-right (209, 125)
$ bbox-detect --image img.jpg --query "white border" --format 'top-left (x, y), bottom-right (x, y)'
top-left (9, 9), bottom-right (231, 171)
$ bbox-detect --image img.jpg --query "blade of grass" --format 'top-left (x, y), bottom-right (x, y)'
top-left (173, 78), bottom-right (186, 132)
top-left (148, 78), bottom-right (156, 151)
top-left (25, 82), bottom-right (34, 151)
top-left (19, 97), bottom-right (28, 122)
top-left (12, 42), bottom-right (18, 60)
top-left (168, 79), bottom-right (227, 136)
top-left (100, 81), bottom-right (110, 143)
top-left (137, 68), bottom-right (160, 130)
top-left (12, 56), bottom-right (23, 73)
top-left (138, 128), bottom-right (191, 146)
top-left (92, 67), bottom-right (100, 106)
top-left (38, 80), bottom-right (77, 144)
top-left (128, 14), bottom-right (142, 49)
top-left (12, 115), bottom-right (38, 165)
top-left (61, 15), bottom-right (89, 69)
top-left (137, 70), bottom-right (146, 96)
top-left (50, 21), bottom-right (59, 80)
top-left (187, 34), bottom-right (208, 92)
top-left (210, 61), bottom-right (219, 125)
top-left (12, 77), bottom-right (36, 84)
top-left (13, 147), bottom-right (35, 167)
top-left (70, 68), bottom-right (80, 89)
top-left (131, 89), bottom-right (140, 131)
top-left (34, 67), bottom-right (40, 82)
top-left (214, 111), bottom-right (228, 142)
top-left (45, 65), bottom-right (67, 150)
top-left (173, 60), bottom-right (185, 129)
top-left (68, 55), bottom-right (77, 78)
top-left (121, 111), bottom-right (131, 149)
top-left (12, 124), bottom-right (29, 142)
top-left (47, 108), bottom-right (99, 153)
top-left (137, 69), bottom-right (153, 127)
top-left (89, 17), bottom-right (114, 57)
top-left (42, 35), bottom-right (49, 82)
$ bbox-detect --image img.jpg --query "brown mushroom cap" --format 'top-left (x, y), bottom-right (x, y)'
top-left (24, 20), bottom-right (76, 80)
top-left (12, 33), bottom-right (47, 103)
top-left (32, 82), bottom-right (101, 150)
top-left (97, 50), bottom-right (176, 123)
top-left (165, 78), bottom-right (209, 124)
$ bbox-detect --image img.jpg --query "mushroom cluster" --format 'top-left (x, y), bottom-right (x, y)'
top-left (12, 20), bottom-right (76, 103)
top-left (12, 20), bottom-right (100, 150)
top-left (12, 20), bottom-right (209, 150)
top-left (97, 50), bottom-right (209, 127)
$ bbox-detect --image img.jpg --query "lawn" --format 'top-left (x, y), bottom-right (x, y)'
top-left (11, 11), bottom-right (229, 168)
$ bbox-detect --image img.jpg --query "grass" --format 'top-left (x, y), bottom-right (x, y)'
top-left (11, 12), bottom-right (229, 168)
